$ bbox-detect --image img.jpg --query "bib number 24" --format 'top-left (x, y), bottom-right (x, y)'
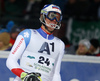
top-left (38, 56), bottom-right (50, 66)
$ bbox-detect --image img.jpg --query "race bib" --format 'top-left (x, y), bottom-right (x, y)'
top-left (20, 51), bottom-right (55, 75)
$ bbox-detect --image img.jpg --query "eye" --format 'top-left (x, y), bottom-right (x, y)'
top-left (51, 14), bottom-right (55, 17)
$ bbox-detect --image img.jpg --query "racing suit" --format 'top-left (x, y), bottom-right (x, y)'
top-left (6, 28), bottom-right (65, 81)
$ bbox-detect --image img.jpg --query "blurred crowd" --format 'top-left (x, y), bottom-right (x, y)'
top-left (64, 38), bottom-right (100, 56)
top-left (0, 0), bottom-right (100, 21)
top-left (0, 0), bottom-right (51, 20)
top-left (63, 0), bottom-right (100, 21)
top-left (0, 20), bottom-right (26, 51)
top-left (0, 0), bottom-right (100, 57)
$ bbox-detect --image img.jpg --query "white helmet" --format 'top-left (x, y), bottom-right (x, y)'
top-left (40, 4), bottom-right (62, 29)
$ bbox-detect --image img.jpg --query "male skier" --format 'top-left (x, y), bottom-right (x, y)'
top-left (6, 4), bottom-right (65, 81)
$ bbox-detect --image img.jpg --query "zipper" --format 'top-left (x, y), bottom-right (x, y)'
top-left (46, 34), bottom-right (49, 39)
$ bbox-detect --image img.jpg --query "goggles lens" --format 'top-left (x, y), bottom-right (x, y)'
top-left (47, 12), bottom-right (62, 22)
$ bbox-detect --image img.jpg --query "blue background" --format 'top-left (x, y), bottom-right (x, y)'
top-left (1, 58), bottom-right (100, 81)
top-left (61, 62), bottom-right (100, 81)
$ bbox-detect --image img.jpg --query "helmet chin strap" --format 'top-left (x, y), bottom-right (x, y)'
top-left (40, 17), bottom-right (56, 33)
top-left (43, 23), bottom-right (55, 33)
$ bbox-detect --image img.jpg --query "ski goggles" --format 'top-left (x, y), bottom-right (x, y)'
top-left (46, 12), bottom-right (62, 22)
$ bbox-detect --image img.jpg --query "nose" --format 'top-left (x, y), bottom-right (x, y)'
top-left (53, 19), bottom-right (57, 22)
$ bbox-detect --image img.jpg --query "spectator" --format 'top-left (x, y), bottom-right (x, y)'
top-left (89, 38), bottom-right (100, 56)
top-left (76, 39), bottom-right (91, 55)
top-left (6, 25), bottom-right (26, 51)
top-left (0, 32), bottom-right (10, 51)
top-left (9, 25), bottom-right (21, 46)
top-left (6, 20), bottom-right (15, 33)
top-left (0, 20), bottom-right (14, 33)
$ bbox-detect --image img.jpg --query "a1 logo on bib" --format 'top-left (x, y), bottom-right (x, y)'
top-left (38, 42), bottom-right (54, 55)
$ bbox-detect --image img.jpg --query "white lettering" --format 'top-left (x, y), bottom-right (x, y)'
top-left (70, 79), bottom-right (79, 81)
top-left (71, 26), bottom-right (100, 45)
top-left (9, 77), bottom-right (14, 81)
